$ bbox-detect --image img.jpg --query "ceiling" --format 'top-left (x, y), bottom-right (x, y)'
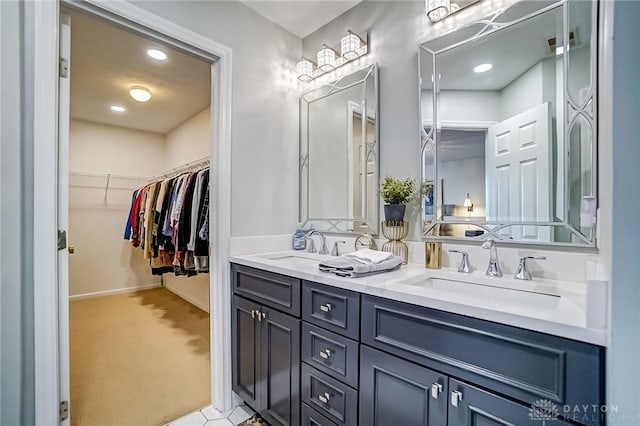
top-left (240, 1), bottom-right (361, 38)
top-left (69, 10), bottom-right (211, 134)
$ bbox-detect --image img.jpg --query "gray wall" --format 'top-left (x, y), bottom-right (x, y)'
top-left (609, 0), bottom-right (640, 421)
top-left (134, 0), bottom-right (301, 238)
top-left (0, 1), bottom-right (36, 424)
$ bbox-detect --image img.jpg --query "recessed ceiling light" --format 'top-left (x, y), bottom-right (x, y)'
top-left (473, 63), bottom-right (493, 73)
top-left (110, 105), bottom-right (126, 112)
top-left (129, 86), bottom-right (152, 103)
top-left (146, 49), bottom-right (167, 61)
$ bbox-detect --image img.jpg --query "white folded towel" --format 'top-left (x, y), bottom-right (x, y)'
top-left (344, 248), bottom-right (393, 265)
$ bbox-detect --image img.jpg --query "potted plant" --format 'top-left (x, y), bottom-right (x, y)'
top-left (380, 176), bottom-right (415, 222)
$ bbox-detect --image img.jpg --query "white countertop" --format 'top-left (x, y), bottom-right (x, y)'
top-left (230, 251), bottom-right (608, 346)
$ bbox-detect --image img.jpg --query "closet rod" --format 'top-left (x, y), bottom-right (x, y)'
top-left (69, 171), bottom-right (151, 181)
top-left (150, 156), bottom-right (210, 182)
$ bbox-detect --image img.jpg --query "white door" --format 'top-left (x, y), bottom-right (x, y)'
top-left (57, 13), bottom-right (71, 426)
top-left (485, 102), bottom-right (552, 241)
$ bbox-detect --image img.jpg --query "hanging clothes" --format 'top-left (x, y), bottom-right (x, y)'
top-left (124, 166), bottom-right (211, 278)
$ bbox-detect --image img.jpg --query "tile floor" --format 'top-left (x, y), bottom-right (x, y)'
top-left (167, 404), bottom-right (254, 426)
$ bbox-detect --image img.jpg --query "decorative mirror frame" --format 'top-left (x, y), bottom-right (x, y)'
top-left (419, 0), bottom-right (598, 247)
top-left (299, 64), bottom-right (380, 235)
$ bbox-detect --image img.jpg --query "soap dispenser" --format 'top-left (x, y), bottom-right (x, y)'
top-left (292, 223), bottom-right (306, 250)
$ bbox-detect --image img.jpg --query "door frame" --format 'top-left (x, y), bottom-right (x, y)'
top-left (32, 0), bottom-right (234, 423)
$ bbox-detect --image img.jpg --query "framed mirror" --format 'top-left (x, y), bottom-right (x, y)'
top-left (300, 64), bottom-right (379, 234)
top-left (419, 0), bottom-right (597, 246)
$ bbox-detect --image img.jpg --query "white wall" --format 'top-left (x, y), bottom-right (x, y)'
top-left (68, 120), bottom-right (164, 297)
top-left (134, 0), bottom-right (301, 238)
top-left (422, 90), bottom-right (501, 125)
top-left (163, 108), bottom-right (211, 312)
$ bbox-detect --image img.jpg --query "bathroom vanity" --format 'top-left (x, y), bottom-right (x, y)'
top-left (230, 252), bottom-right (606, 426)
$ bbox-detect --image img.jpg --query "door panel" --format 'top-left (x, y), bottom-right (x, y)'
top-left (360, 346), bottom-right (448, 426)
top-left (486, 102), bottom-right (552, 240)
top-left (447, 379), bottom-right (575, 426)
top-left (232, 296), bottom-right (261, 409)
top-left (261, 307), bottom-right (300, 426)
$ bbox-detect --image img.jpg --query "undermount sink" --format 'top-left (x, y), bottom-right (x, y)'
top-left (397, 274), bottom-right (563, 311)
top-left (256, 252), bottom-right (324, 268)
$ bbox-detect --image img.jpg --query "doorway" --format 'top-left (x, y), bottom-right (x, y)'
top-left (62, 8), bottom-right (213, 425)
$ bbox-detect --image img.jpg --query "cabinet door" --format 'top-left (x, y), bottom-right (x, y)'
top-left (360, 346), bottom-right (448, 426)
top-left (232, 295), bottom-right (261, 409)
top-left (447, 379), bottom-right (575, 426)
top-left (260, 307), bottom-right (301, 426)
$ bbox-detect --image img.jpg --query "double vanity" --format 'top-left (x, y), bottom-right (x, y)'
top-left (230, 252), bottom-right (606, 426)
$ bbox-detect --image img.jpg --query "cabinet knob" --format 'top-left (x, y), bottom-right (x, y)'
top-left (251, 309), bottom-right (257, 319)
top-left (318, 392), bottom-right (331, 404)
top-left (450, 390), bottom-right (463, 408)
top-left (320, 303), bottom-right (333, 312)
top-left (319, 349), bottom-right (332, 359)
top-left (431, 382), bottom-right (443, 399)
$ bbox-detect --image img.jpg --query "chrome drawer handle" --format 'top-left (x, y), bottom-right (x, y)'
top-left (431, 382), bottom-right (442, 399)
top-left (319, 349), bottom-right (332, 359)
top-left (451, 390), bottom-right (463, 408)
top-left (318, 392), bottom-right (331, 404)
top-left (320, 303), bottom-right (333, 312)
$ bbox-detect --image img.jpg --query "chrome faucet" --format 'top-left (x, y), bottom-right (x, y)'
top-left (308, 231), bottom-right (329, 255)
top-left (448, 250), bottom-right (472, 273)
top-left (331, 241), bottom-right (346, 256)
top-left (514, 256), bottom-right (546, 281)
top-left (481, 239), bottom-right (503, 277)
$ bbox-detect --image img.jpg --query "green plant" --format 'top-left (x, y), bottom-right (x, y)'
top-left (380, 176), bottom-right (415, 205)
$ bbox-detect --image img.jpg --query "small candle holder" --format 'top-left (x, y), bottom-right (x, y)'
top-left (381, 220), bottom-right (409, 264)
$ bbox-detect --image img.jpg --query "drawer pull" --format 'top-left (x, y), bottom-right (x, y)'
top-left (319, 349), bottom-right (332, 359)
top-left (251, 309), bottom-right (257, 319)
top-left (318, 392), bottom-right (331, 404)
top-left (450, 390), bottom-right (463, 408)
top-left (431, 382), bottom-right (442, 399)
top-left (320, 303), bottom-right (333, 312)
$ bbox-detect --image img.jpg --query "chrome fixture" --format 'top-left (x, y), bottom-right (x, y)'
top-left (306, 236), bottom-right (317, 253)
top-left (481, 239), bottom-right (502, 277)
top-left (514, 256), bottom-right (546, 281)
top-left (331, 241), bottom-right (346, 256)
top-left (425, 0), bottom-right (479, 23)
top-left (296, 30), bottom-right (368, 82)
top-left (448, 249), bottom-right (472, 273)
top-left (309, 231), bottom-right (329, 255)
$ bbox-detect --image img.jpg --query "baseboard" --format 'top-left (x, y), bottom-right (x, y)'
top-left (69, 283), bottom-right (161, 300)
top-left (165, 284), bottom-right (210, 313)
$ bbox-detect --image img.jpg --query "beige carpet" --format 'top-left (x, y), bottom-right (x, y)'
top-left (70, 288), bottom-right (211, 426)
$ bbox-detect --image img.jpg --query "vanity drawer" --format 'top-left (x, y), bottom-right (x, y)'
top-left (301, 403), bottom-right (338, 426)
top-left (302, 281), bottom-right (360, 339)
top-left (231, 263), bottom-right (300, 316)
top-left (302, 322), bottom-right (359, 388)
top-left (301, 363), bottom-right (358, 426)
top-left (361, 295), bottom-right (605, 417)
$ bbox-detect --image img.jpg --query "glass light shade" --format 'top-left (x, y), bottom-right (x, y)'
top-left (317, 45), bottom-right (336, 72)
top-left (129, 86), bottom-right (152, 102)
top-left (296, 58), bottom-right (314, 82)
top-left (341, 32), bottom-right (361, 60)
top-left (464, 193), bottom-right (474, 211)
top-left (426, 0), bottom-right (451, 22)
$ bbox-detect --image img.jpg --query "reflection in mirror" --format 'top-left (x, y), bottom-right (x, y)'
top-left (420, 48), bottom-right (435, 229)
top-left (419, 0), bottom-right (597, 246)
top-left (300, 64), bottom-right (379, 234)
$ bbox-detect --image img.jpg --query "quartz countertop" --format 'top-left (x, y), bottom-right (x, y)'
top-left (230, 251), bottom-right (608, 346)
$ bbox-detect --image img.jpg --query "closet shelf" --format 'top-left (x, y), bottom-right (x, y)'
top-left (69, 171), bottom-right (151, 201)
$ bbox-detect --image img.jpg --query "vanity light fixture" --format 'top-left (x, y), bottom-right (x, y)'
top-left (110, 105), bottom-right (126, 112)
top-left (317, 45), bottom-right (337, 72)
top-left (129, 86), bottom-right (152, 103)
top-left (297, 31), bottom-right (368, 83)
top-left (296, 58), bottom-right (315, 82)
top-left (426, 0), bottom-right (451, 22)
top-left (464, 193), bottom-right (474, 212)
top-left (473, 63), bottom-right (492, 73)
top-left (146, 49), bottom-right (167, 61)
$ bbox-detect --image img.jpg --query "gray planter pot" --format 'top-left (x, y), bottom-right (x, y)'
top-left (384, 204), bottom-right (406, 222)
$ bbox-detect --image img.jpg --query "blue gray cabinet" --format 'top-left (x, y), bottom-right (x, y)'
top-left (232, 290), bottom-right (300, 425)
top-left (359, 345), bottom-right (448, 425)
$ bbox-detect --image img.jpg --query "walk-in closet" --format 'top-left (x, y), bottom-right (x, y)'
top-left (65, 9), bottom-right (213, 425)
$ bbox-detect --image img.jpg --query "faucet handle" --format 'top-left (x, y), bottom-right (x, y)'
top-left (448, 250), bottom-right (472, 273)
top-left (515, 256), bottom-right (546, 281)
top-left (331, 241), bottom-right (346, 256)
